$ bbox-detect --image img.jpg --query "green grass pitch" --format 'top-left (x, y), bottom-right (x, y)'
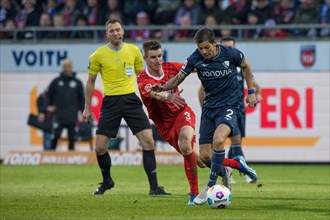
top-left (1, 164), bottom-right (329, 219)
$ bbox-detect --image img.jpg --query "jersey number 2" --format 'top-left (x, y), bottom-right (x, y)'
top-left (225, 109), bottom-right (233, 120)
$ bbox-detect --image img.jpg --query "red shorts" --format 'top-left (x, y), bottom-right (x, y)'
top-left (156, 106), bottom-right (196, 153)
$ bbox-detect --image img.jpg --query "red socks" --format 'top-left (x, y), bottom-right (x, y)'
top-left (183, 153), bottom-right (199, 195)
top-left (222, 158), bottom-right (240, 170)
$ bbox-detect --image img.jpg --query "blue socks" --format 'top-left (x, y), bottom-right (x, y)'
top-left (228, 144), bottom-right (244, 158)
top-left (207, 150), bottom-right (226, 187)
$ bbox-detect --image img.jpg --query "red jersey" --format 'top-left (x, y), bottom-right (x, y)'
top-left (137, 62), bottom-right (186, 129)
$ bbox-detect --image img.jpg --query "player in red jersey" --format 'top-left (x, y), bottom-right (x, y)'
top-left (138, 40), bottom-right (199, 206)
top-left (138, 40), bottom-right (257, 205)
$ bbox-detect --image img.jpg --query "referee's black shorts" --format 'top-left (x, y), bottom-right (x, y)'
top-left (96, 93), bottom-right (151, 138)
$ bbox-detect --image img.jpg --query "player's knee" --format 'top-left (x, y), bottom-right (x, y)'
top-left (95, 145), bottom-right (107, 155)
top-left (213, 137), bottom-right (226, 150)
top-left (141, 137), bottom-right (155, 150)
top-left (178, 138), bottom-right (192, 155)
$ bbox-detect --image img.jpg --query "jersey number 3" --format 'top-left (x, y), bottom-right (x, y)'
top-left (184, 112), bottom-right (191, 122)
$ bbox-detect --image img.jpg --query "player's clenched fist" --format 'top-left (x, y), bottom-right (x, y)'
top-left (245, 93), bottom-right (257, 108)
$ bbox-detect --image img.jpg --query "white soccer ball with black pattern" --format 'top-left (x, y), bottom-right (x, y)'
top-left (206, 184), bottom-right (232, 209)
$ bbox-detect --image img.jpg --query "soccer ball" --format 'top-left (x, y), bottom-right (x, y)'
top-left (206, 185), bottom-right (232, 209)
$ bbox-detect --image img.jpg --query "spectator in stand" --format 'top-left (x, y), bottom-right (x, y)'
top-left (204, 15), bottom-right (221, 37)
top-left (1, 18), bottom-right (18, 39)
top-left (219, 20), bottom-right (234, 38)
top-left (71, 14), bottom-right (91, 39)
top-left (204, 14), bottom-right (217, 26)
top-left (154, 0), bottom-right (180, 25)
top-left (16, 0), bottom-right (40, 28)
top-left (218, 0), bottom-right (231, 11)
top-left (272, 0), bottom-right (295, 24)
top-left (37, 12), bottom-right (53, 39)
top-left (43, 0), bottom-right (57, 18)
top-left (319, 0), bottom-right (329, 36)
top-left (130, 11), bottom-right (152, 42)
top-left (16, 0), bottom-right (41, 39)
top-left (100, 0), bottom-right (123, 24)
top-left (60, 0), bottom-right (81, 26)
top-left (292, 0), bottom-right (319, 37)
top-left (222, 0), bottom-right (252, 25)
top-left (272, 0), bottom-right (295, 36)
top-left (175, 0), bottom-right (200, 26)
top-left (198, 0), bottom-right (221, 25)
top-left (252, 0), bottom-right (274, 24)
top-left (123, 0), bottom-right (149, 25)
top-left (174, 15), bottom-right (195, 40)
top-left (108, 10), bottom-right (122, 21)
top-left (146, 0), bottom-right (159, 24)
top-left (244, 11), bottom-right (262, 38)
top-left (261, 18), bottom-right (288, 38)
top-left (52, 12), bottom-right (69, 38)
top-left (0, 0), bottom-right (17, 28)
top-left (83, 0), bottom-right (103, 26)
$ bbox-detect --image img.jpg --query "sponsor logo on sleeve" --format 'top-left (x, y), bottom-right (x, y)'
top-left (144, 83), bottom-right (152, 92)
top-left (182, 60), bottom-right (188, 69)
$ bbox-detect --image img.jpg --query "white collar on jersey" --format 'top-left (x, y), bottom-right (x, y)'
top-left (146, 67), bottom-right (165, 80)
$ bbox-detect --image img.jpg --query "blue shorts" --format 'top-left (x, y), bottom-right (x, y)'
top-left (199, 107), bottom-right (238, 145)
top-left (232, 111), bottom-right (246, 137)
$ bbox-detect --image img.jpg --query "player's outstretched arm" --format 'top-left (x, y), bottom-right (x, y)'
top-left (83, 73), bottom-right (97, 123)
top-left (152, 71), bottom-right (187, 92)
top-left (150, 89), bottom-right (186, 109)
top-left (241, 59), bottom-right (257, 108)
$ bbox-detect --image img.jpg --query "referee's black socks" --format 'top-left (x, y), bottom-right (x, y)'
top-left (96, 151), bottom-right (113, 183)
top-left (142, 149), bottom-right (158, 190)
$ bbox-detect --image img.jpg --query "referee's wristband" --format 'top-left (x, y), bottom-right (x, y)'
top-left (248, 89), bottom-right (255, 94)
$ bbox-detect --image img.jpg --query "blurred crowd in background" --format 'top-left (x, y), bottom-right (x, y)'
top-left (0, 0), bottom-right (329, 40)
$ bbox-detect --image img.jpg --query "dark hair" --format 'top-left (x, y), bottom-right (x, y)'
top-left (142, 40), bottom-right (162, 56)
top-left (220, 36), bottom-right (236, 45)
top-left (194, 28), bottom-right (216, 44)
top-left (105, 18), bottom-right (122, 30)
top-left (75, 14), bottom-right (88, 25)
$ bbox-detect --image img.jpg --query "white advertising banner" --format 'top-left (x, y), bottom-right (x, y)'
top-left (1, 41), bottom-right (329, 72)
top-left (0, 72), bottom-right (329, 163)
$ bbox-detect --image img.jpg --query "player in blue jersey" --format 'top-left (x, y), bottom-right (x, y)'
top-left (152, 28), bottom-right (257, 205)
top-left (198, 36), bottom-right (263, 183)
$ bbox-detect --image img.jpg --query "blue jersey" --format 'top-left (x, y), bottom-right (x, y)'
top-left (181, 45), bottom-right (245, 109)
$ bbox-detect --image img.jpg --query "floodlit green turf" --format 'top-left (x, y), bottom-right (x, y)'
top-left (0, 164), bottom-right (329, 220)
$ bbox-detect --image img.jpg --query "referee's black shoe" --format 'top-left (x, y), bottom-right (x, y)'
top-left (149, 186), bottom-right (171, 195)
top-left (93, 180), bottom-right (115, 195)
